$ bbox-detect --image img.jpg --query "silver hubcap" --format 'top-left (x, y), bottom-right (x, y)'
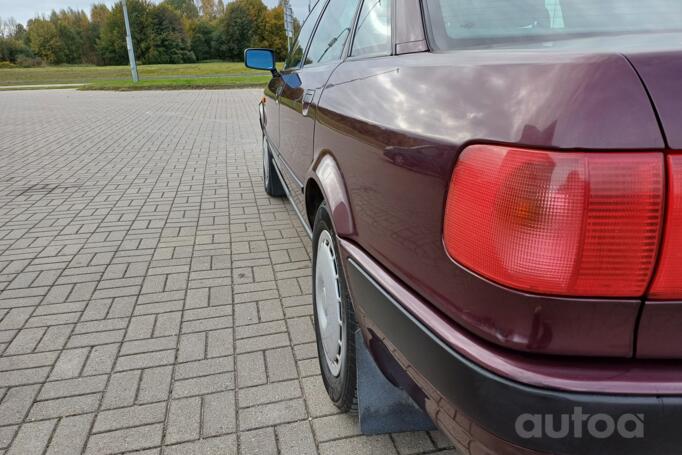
top-left (262, 136), bottom-right (269, 184)
top-left (315, 230), bottom-right (345, 377)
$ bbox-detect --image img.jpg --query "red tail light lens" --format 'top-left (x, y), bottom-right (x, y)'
top-left (650, 154), bottom-right (682, 300)
top-left (444, 145), bottom-right (664, 297)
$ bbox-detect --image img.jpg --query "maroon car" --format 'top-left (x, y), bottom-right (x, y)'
top-left (245, 1), bottom-right (682, 453)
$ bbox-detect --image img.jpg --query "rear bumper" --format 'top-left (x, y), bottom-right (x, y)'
top-left (341, 242), bottom-right (682, 455)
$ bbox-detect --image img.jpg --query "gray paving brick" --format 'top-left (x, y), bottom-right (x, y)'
top-left (182, 316), bottom-right (232, 333)
top-left (120, 336), bottom-right (176, 356)
top-left (239, 398), bottom-right (307, 431)
top-left (301, 376), bottom-right (340, 418)
top-left (265, 347), bottom-right (298, 382)
top-left (163, 434), bottom-right (236, 455)
top-left (81, 343), bottom-right (119, 375)
top-left (178, 332), bottom-right (205, 363)
top-left (236, 332), bottom-right (290, 354)
top-left (49, 347), bottom-right (90, 380)
top-left (298, 358), bottom-right (321, 378)
top-left (0, 308), bottom-right (32, 330)
top-left (236, 320), bottom-right (286, 340)
top-left (137, 365), bottom-right (172, 404)
top-left (26, 312), bottom-right (80, 328)
top-left (258, 299), bottom-right (284, 321)
top-left (0, 425), bottom-right (18, 449)
top-left (153, 312), bottom-right (181, 337)
top-left (236, 352), bottom-right (266, 388)
top-left (6, 419), bottom-right (56, 455)
top-left (0, 384), bottom-right (40, 424)
top-left (287, 317), bottom-right (316, 345)
top-left (102, 370), bottom-right (140, 409)
top-left (0, 367), bottom-right (50, 387)
top-left (392, 432), bottom-right (437, 455)
top-left (45, 413), bottom-right (94, 455)
top-left (39, 375), bottom-right (108, 400)
top-left (166, 396), bottom-right (201, 444)
top-left (173, 372), bottom-right (234, 398)
top-left (28, 393), bottom-right (100, 420)
top-left (84, 423), bottom-right (163, 454)
top-left (67, 329), bottom-right (125, 348)
top-left (35, 325), bottom-right (73, 352)
top-left (202, 391), bottom-right (235, 437)
top-left (183, 305), bottom-right (231, 322)
top-left (4, 327), bottom-right (46, 355)
top-left (0, 351), bottom-right (58, 371)
top-left (239, 427), bottom-right (277, 455)
top-left (238, 379), bottom-right (301, 408)
top-left (320, 435), bottom-right (399, 455)
top-left (125, 315), bottom-right (155, 340)
top-left (79, 300), bottom-right (111, 322)
top-left (175, 356), bottom-right (232, 380)
top-left (207, 328), bottom-right (233, 357)
top-left (115, 349), bottom-right (175, 371)
top-left (108, 296), bottom-right (135, 318)
top-left (277, 421), bottom-right (318, 455)
top-left (209, 285), bottom-right (232, 306)
top-left (234, 303), bottom-right (258, 326)
top-left (93, 402), bottom-right (165, 433)
top-left (312, 414), bottom-right (362, 442)
top-left (74, 318), bottom-right (128, 335)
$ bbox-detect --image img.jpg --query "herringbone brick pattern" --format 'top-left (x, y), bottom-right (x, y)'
top-left (0, 89), bottom-right (455, 455)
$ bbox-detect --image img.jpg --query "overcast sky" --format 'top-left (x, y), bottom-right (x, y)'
top-left (0, 0), bottom-right (311, 25)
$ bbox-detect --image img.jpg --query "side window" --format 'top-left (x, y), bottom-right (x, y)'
top-left (351, 0), bottom-right (392, 57)
top-left (305, 0), bottom-right (362, 66)
top-left (285, 1), bottom-right (325, 70)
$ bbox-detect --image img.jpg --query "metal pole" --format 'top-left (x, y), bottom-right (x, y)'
top-left (122, 0), bottom-right (139, 83)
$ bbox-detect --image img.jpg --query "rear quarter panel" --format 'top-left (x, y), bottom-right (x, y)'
top-left (314, 51), bottom-right (663, 357)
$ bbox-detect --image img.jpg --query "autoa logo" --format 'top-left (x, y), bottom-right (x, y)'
top-left (515, 407), bottom-right (645, 439)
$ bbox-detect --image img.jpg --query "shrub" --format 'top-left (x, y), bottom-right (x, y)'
top-left (16, 55), bottom-right (43, 67)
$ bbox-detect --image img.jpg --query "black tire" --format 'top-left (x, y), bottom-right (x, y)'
top-left (263, 134), bottom-right (286, 197)
top-left (312, 202), bottom-right (358, 413)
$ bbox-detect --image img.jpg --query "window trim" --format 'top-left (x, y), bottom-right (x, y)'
top-left (345, 0), bottom-right (396, 62)
top-left (420, 0), bottom-right (447, 53)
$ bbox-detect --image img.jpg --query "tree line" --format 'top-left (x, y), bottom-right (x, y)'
top-left (0, 0), bottom-right (297, 67)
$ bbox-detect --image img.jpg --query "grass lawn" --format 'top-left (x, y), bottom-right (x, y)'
top-left (0, 61), bottom-right (272, 88)
top-left (80, 75), bottom-right (271, 91)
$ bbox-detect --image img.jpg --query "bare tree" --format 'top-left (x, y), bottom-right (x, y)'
top-left (0, 17), bottom-right (19, 38)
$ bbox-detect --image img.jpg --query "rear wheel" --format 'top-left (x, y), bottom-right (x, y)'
top-left (263, 134), bottom-right (285, 197)
top-left (312, 202), bottom-right (357, 412)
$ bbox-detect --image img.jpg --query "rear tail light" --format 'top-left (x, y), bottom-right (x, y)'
top-left (649, 154), bottom-right (682, 300)
top-left (444, 145), bottom-right (664, 298)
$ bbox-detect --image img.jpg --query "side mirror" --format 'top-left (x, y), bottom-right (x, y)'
top-left (244, 48), bottom-right (279, 76)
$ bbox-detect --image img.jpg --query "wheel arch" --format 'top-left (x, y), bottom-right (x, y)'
top-left (305, 152), bottom-right (355, 237)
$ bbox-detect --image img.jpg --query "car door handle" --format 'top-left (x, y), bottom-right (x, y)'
top-left (302, 89), bottom-right (316, 117)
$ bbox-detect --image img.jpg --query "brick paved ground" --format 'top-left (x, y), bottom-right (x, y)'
top-left (0, 89), bottom-right (455, 455)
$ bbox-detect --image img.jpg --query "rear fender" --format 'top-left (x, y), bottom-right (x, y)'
top-left (307, 153), bottom-right (355, 237)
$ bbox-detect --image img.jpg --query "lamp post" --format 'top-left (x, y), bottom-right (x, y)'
top-left (284, 1), bottom-right (294, 52)
top-left (122, 0), bottom-right (139, 83)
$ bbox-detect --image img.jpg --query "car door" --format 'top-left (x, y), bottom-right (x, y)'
top-left (277, 0), bottom-right (362, 191)
top-left (263, 79), bottom-right (281, 151)
top-left (266, 1), bottom-right (325, 155)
